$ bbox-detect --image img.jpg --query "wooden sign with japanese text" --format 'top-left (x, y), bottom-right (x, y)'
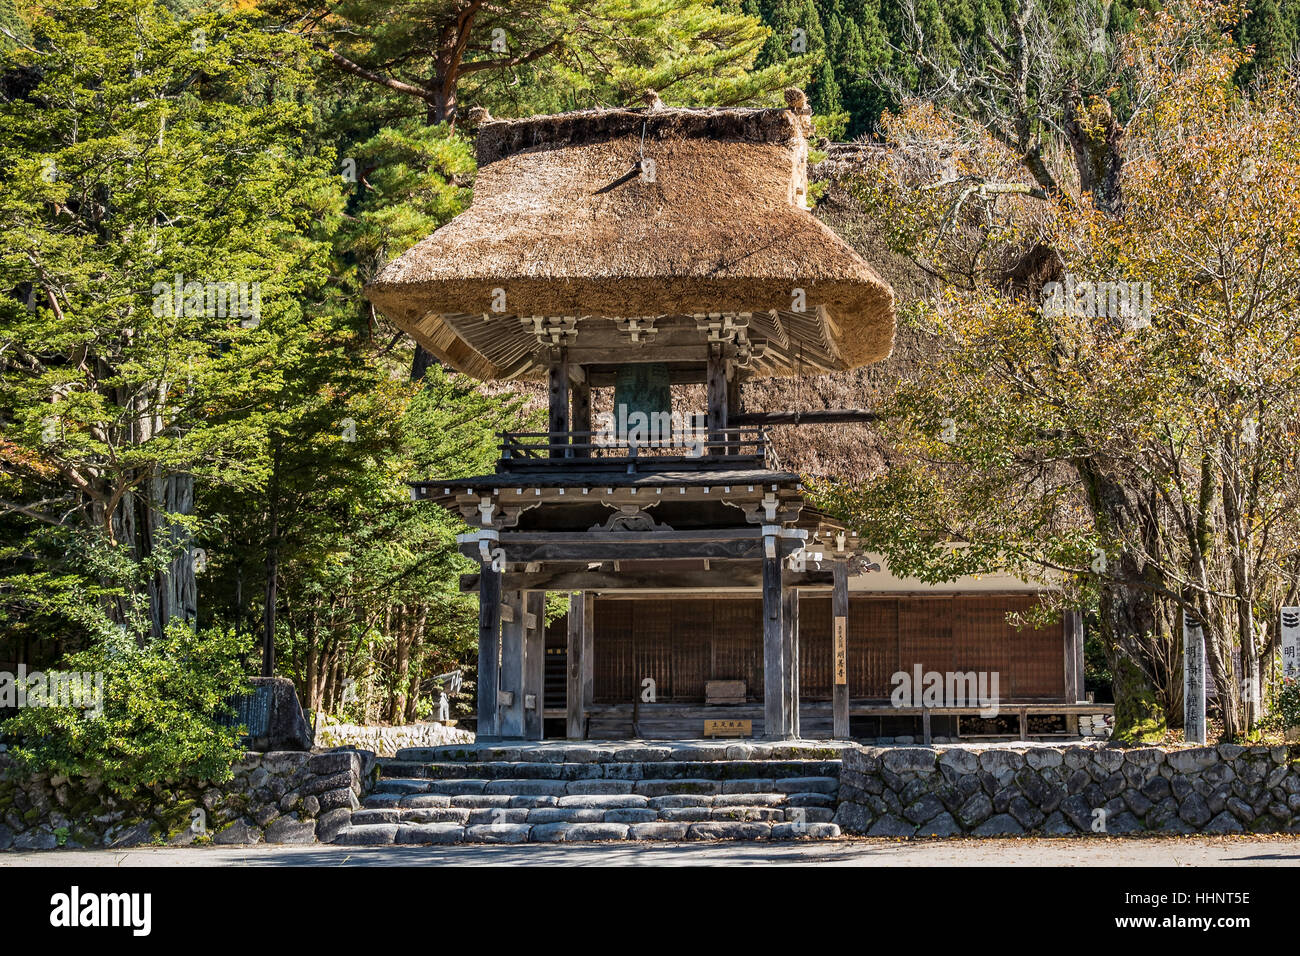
top-left (703, 719), bottom-right (752, 738)
top-left (834, 616), bottom-right (848, 685)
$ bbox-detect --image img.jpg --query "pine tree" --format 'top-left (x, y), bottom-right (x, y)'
top-left (0, 0), bottom-right (345, 642)
top-left (810, 52), bottom-right (843, 114)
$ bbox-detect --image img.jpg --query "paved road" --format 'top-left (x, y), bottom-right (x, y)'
top-left (4, 836), bottom-right (1298, 867)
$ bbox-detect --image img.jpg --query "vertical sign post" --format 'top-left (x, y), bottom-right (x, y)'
top-left (1184, 612), bottom-right (1206, 745)
top-left (834, 617), bottom-right (847, 686)
top-left (832, 560), bottom-right (850, 739)
top-left (1281, 607), bottom-right (1300, 680)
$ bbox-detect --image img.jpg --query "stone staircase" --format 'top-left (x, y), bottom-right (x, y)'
top-left (332, 741), bottom-right (846, 845)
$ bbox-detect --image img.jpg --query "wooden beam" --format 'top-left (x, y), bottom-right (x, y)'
top-left (476, 562), bottom-right (502, 740)
top-left (461, 568), bottom-right (833, 592)
top-left (707, 344), bottom-right (728, 455)
top-left (832, 560), bottom-right (849, 740)
top-left (783, 588), bottom-right (800, 739)
top-left (523, 590), bottom-right (546, 740)
top-left (571, 374), bottom-right (591, 459)
top-left (566, 592), bottom-right (586, 739)
top-left (585, 362), bottom-right (708, 387)
top-left (727, 371), bottom-right (743, 421)
top-left (548, 348), bottom-right (569, 459)
top-left (1064, 610), bottom-right (1085, 702)
top-left (459, 536), bottom-right (805, 564)
top-left (852, 703), bottom-right (1112, 716)
top-left (565, 344), bottom-right (737, 367)
top-left (581, 591), bottom-right (594, 720)
top-left (763, 553), bottom-right (785, 739)
top-left (732, 409), bottom-right (882, 426)
top-left (852, 703), bottom-right (1112, 717)
top-left (498, 589), bottom-right (525, 737)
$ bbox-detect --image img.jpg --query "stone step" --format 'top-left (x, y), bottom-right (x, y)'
top-left (379, 759), bottom-right (842, 782)
top-left (364, 786), bottom-right (836, 811)
top-left (394, 744), bottom-right (846, 765)
top-left (354, 802), bottom-right (835, 826)
top-left (367, 776), bottom-right (838, 800)
top-left (330, 819), bottom-right (841, 845)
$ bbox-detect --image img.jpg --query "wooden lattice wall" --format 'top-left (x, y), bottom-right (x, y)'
top-left (581, 594), bottom-right (1066, 703)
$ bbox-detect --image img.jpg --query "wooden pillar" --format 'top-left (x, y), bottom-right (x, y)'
top-left (706, 344), bottom-right (728, 455)
top-left (498, 589), bottom-right (525, 737)
top-left (763, 550), bottom-right (786, 739)
top-left (582, 592), bottom-right (594, 716)
top-left (524, 590), bottom-right (546, 740)
top-left (571, 369), bottom-right (591, 459)
top-left (832, 560), bottom-right (850, 740)
top-left (1064, 610), bottom-right (1085, 702)
top-left (548, 348), bottom-right (569, 458)
top-left (783, 588), bottom-right (800, 739)
top-left (566, 591), bottom-right (587, 738)
top-left (476, 562), bottom-right (502, 740)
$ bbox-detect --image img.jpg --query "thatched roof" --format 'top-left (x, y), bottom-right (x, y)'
top-left (365, 98), bottom-right (895, 381)
top-left (740, 145), bottom-right (940, 478)
top-left (476, 145), bottom-right (936, 478)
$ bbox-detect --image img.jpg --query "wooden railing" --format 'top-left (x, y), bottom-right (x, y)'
top-left (498, 426), bottom-right (776, 472)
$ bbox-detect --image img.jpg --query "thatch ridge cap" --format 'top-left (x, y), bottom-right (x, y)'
top-left (475, 104), bottom-right (805, 166)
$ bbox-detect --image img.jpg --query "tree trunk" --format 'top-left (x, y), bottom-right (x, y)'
top-left (403, 604), bottom-right (429, 722)
top-left (411, 346), bottom-right (437, 381)
top-left (408, 66), bottom-right (460, 381)
top-left (1078, 465), bottom-right (1167, 741)
top-left (1100, 570), bottom-right (1167, 742)
top-left (390, 605), bottom-right (412, 723)
top-left (1065, 92), bottom-right (1125, 214)
top-left (262, 443), bottom-right (281, 677)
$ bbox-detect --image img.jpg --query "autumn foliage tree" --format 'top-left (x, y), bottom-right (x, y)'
top-left (821, 0), bottom-right (1300, 741)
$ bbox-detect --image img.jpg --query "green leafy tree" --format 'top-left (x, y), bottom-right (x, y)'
top-left (825, 3), bottom-right (1300, 741)
top-left (291, 0), bottom-right (801, 125)
top-left (0, 0), bottom-right (344, 644)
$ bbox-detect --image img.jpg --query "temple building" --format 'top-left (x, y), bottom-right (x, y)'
top-left (365, 92), bottom-right (1099, 743)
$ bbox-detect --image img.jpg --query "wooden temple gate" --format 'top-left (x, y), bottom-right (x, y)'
top-left (361, 99), bottom-right (1096, 742)
top-left (419, 341), bottom-right (875, 741)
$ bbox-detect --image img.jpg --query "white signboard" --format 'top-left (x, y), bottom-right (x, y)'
top-left (1184, 614), bottom-right (1206, 745)
top-left (1282, 607), bottom-right (1300, 680)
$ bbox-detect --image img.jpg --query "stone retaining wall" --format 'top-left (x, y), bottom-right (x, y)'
top-left (833, 743), bottom-right (1300, 836)
top-left (0, 748), bottom-right (375, 851)
top-left (314, 719), bottom-right (472, 757)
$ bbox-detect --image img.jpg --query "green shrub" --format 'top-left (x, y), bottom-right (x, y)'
top-left (1, 624), bottom-right (252, 795)
top-left (1266, 676), bottom-right (1300, 734)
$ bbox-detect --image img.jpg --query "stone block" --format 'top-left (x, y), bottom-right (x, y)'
top-left (463, 824), bottom-right (531, 844)
top-left (265, 815), bottom-right (316, 844)
top-left (629, 823), bottom-right (690, 840)
top-left (394, 823), bottom-right (461, 844)
top-left (971, 813), bottom-right (1024, 836)
top-left (687, 822), bottom-right (770, 841)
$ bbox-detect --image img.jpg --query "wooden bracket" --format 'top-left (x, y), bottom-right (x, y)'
top-left (521, 315), bottom-right (578, 347)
